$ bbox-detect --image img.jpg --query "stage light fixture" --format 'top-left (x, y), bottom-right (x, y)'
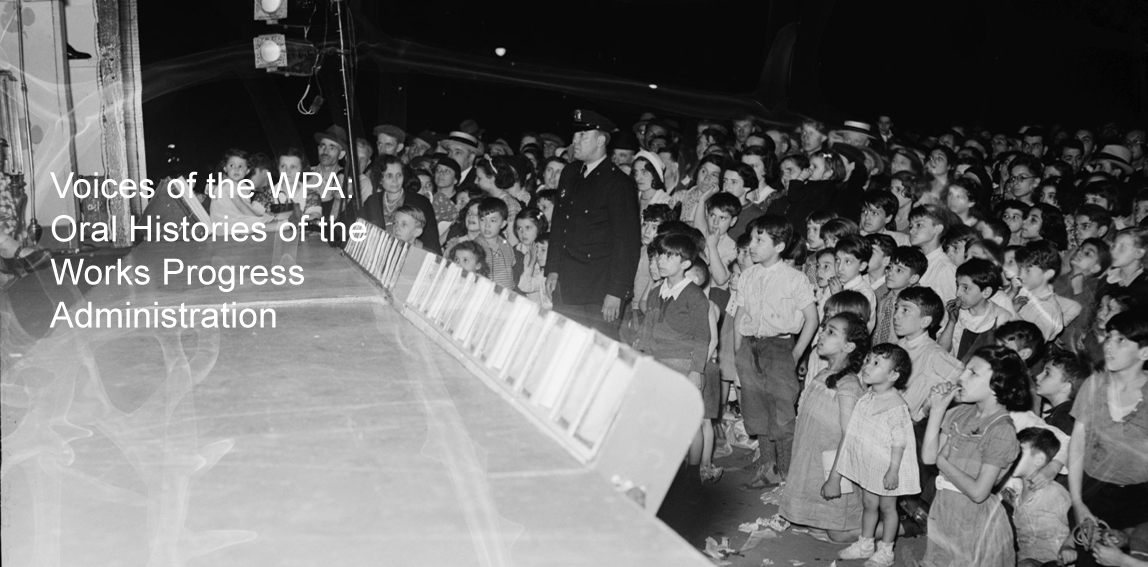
top-left (253, 0), bottom-right (318, 25)
top-left (253, 34), bottom-right (317, 76)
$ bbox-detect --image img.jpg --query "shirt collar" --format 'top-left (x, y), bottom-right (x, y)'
top-left (582, 155), bottom-right (607, 177)
top-left (843, 275), bottom-right (867, 291)
top-left (659, 277), bottom-right (692, 301)
top-left (926, 247), bottom-right (946, 263)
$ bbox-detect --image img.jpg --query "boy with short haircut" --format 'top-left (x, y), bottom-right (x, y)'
top-left (941, 224), bottom-right (979, 267)
top-left (1034, 349), bottom-right (1088, 435)
top-left (860, 190), bottom-right (910, 246)
top-left (391, 204), bottom-right (426, 248)
top-left (893, 286), bottom-right (963, 421)
top-left (977, 217), bottom-right (1011, 246)
top-left (938, 257), bottom-right (1014, 361)
top-left (1056, 237), bottom-right (1110, 348)
top-left (1013, 241), bottom-right (1082, 341)
top-left (994, 320), bottom-right (1048, 377)
top-left (865, 233), bottom-right (897, 298)
top-left (908, 204), bottom-right (958, 307)
top-left (1009, 428), bottom-right (1072, 567)
top-left (998, 199), bottom-right (1029, 245)
top-left (1064, 203), bottom-right (1112, 274)
top-left (830, 234), bottom-right (877, 321)
top-left (703, 193), bottom-right (742, 287)
top-left (733, 214), bottom-right (819, 488)
top-left (636, 232), bottom-right (711, 386)
top-left (474, 197), bottom-right (518, 291)
top-left (873, 246), bottom-right (927, 345)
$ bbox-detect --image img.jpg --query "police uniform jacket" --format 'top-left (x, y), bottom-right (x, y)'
top-left (547, 158), bottom-right (641, 306)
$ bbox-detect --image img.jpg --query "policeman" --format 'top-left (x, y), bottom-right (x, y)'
top-left (545, 110), bottom-right (641, 341)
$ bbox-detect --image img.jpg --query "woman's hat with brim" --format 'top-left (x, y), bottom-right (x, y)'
top-left (1093, 144), bottom-right (1133, 173)
top-left (314, 125), bottom-right (349, 151)
top-left (434, 155), bottom-right (462, 179)
top-left (634, 150), bottom-right (665, 184)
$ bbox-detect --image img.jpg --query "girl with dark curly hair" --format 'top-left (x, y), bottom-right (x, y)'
top-left (921, 345), bottom-right (1030, 566)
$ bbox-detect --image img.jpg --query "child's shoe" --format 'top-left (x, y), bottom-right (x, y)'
top-left (838, 537), bottom-right (875, 560)
top-left (864, 541), bottom-right (895, 567)
top-left (699, 464), bottom-right (724, 485)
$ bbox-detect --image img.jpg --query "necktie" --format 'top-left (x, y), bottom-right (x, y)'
top-left (580, 164), bottom-right (588, 178)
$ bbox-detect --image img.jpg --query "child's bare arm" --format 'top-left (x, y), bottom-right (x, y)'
top-left (936, 460), bottom-right (1005, 503)
top-left (884, 444), bottom-right (906, 490)
top-left (792, 303), bottom-right (819, 362)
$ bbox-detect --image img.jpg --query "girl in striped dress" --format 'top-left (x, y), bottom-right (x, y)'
top-left (827, 343), bottom-right (920, 567)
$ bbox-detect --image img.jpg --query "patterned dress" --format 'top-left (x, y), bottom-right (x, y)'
top-left (835, 389), bottom-right (921, 496)
top-left (779, 371), bottom-right (864, 531)
top-left (923, 405), bottom-right (1018, 567)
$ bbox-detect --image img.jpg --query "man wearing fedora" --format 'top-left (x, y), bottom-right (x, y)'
top-left (546, 109), bottom-right (641, 341)
top-left (839, 120), bottom-right (875, 148)
top-left (441, 131), bottom-right (482, 186)
top-left (1087, 144), bottom-right (1134, 180)
top-left (312, 125), bottom-right (349, 225)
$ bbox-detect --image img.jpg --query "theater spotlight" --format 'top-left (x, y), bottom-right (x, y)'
top-left (253, 34), bottom-right (317, 76)
top-left (253, 0), bottom-right (318, 26)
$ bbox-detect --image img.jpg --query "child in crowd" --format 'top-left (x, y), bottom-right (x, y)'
top-left (829, 342), bottom-right (919, 567)
top-left (859, 190), bottom-right (910, 246)
top-left (909, 204), bottom-right (957, 307)
top-left (688, 259), bottom-right (724, 484)
top-left (391, 204), bottom-right (426, 248)
top-left (1067, 310), bottom-right (1148, 566)
top-left (633, 204), bottom-right (676, 311)
top-left (804, 209), bottom-right (839, 284)
top-left (517, 233), bottom-right (551, 309)
top-left (804, 290), bottom-right (871, 383)
top-left (995, 320), bottom-right (1048, 376)
top-left (781, 313), bottom-right (869, 543)
top-left (1073, 288), bottom-right (1139, 366)
top-left (533, 189), bottom-right (557, 225)
top-left (1103, 226), bottom-right (1148, 299)
top-left (922, 345), bottom-right (1030, 567)
top-left (1013, 241), bottom-right (1081, 341)
top-left (1035, 349), bottom-right (1088, 435)
top-left (873, 246), bottom-right (927, 346)
top-left (941, 224), bottom-right (979, 267)
top-left (1010, 428), bottom-right (1072, 567)
top-left (939, 258), bottom-right (1014, 361)
top-left (977, 217), bottom-right (1011, 246)
top-left (514, 208), bottom-right (548, 258)
top-left (893, 286), bottom-right (964, 421)
top-left (820, 218), bottom-right (861, 250)
top-left (830, 235), bottom-right (876, 310)
top-left (735, 215), bottom-right (819, 489)
top-left (702, 193), bottom-right (741, 287)
top-left (865, 233), bottom-right (896, 299)
top-left (634, 233), bottom-right (712, 482)
top-left (1057, 237), bottom-right (1110, 347)
top-left (444, 199), bottom-right (483, 255)
top-left (813, 248), bottom-right (838, 319)
top-left (1068, 204), bottom-right (1112, 268)
top-left (998, 199), bottom-right (1029, 246)
top-left (448, 239), bottom-right (488, 278)
top-left (474, 197), bottom-right (518, 290)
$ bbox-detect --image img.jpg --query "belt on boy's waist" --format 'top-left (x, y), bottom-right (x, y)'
top-left (746, 334), bottom-right (794, 341)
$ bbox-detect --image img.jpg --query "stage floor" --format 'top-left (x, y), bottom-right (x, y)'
top-left (1, 238), bottom-right (709, 566)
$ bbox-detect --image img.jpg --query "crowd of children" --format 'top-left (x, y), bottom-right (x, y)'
top-left (202, 115), bottom-right (1148, 567)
